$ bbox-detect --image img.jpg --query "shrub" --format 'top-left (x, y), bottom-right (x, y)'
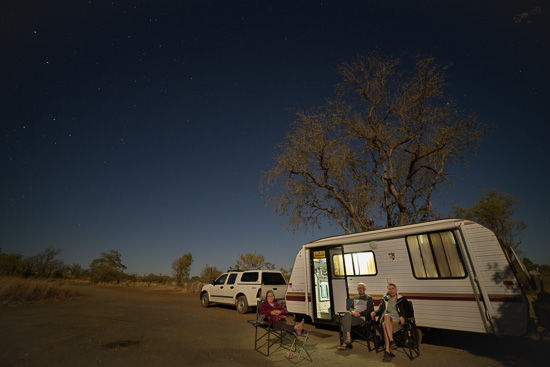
top-left (0, 276), bottom-right (81, 304)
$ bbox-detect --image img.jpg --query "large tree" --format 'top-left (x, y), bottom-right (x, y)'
top-left (451, 189), bottom-right (527, 251)
top-left (261, 52), bottom-right (485, 233)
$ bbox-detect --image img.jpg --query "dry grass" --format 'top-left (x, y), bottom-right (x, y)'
top-left (103, 280), bottom-right (204, 293)
top-left (0, 276), bottom-right (81, 305)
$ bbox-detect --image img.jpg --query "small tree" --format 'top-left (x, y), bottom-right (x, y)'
top-left (89, 250), bottom-right (127, 283)
top-left (235, 252), bottom-right (275, 270)
top-left (200, 264), bottom-right (222, 283)
top-left (67, 263), bottom-right (83, 278)
top-left (279, 267), bottom-right (291, 281)
top-left (0, 250), bottom-right (24, 276)
top-left (90, 250), bottom-right (127, 271)
top-left (451, 189), bottom-right (527, 251)
top-left (33, 247), bottom-right (65, 278)
top-left (172, 253), bottom-right (193, 285)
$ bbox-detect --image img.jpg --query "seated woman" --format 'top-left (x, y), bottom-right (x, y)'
top-left (259, 290), bottom-right (305, 335)
top-left (371, 283), bottom-right (413, 362)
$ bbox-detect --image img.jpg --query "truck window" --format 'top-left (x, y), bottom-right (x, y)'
top-left (240, 272), bottom-right (259, 282)
top-left (227, 273), bottom-right (238, 285)
top-left (214, 274), bottom-right (228, 285)
top-left (406, 230), bottom-right (467, 279)
top-left (332, 251), bottom-right (377, 277)
top-left (262, 272), bottom-right (286, 285)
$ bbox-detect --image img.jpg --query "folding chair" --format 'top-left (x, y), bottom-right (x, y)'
top-left (337, 298), bottom-right (380, 352)
top-left (278, 326), bottom-right (311, 363)
top-left (247, 300), bottom-right (284, 356)
top-left (372, 300), bottom-right (421, 360)
top-left (247, 301), bottom-right (312, 362)
top-left (392, 300), bottom-right (421, 360)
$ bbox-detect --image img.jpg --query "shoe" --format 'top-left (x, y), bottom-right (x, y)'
top-left (343, 339), bottom-right (352, 345)
top-left (338, 344), bottom-right (352, 350)
top-left (390, 340), bottom-right (397, 350)
top-left (383, 352), bottom-right (393, 362)
top-left (285, 352), bottom-right (296, 359)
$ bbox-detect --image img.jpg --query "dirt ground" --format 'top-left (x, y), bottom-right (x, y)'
top-left (0, 283), bottom-right (548, 367)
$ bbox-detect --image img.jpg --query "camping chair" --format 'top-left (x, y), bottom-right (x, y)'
top-left (247, 300), bottom-right (284, 356)
top-left (372, 300), bottom-right (420, 360)
top-left (337, 298), bottom-right (380, 352)
top-left (282, 324), bottom-right (311, 363)
top-left (393, 300), bottom-right (421, 360)
top-left (247, 301), bottom-right (312, 362)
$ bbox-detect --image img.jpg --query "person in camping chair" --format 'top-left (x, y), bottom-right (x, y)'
top-left (337, 282), bottom-right (374, 350)
top-left (371, 283), bottom-right (413, 362)
top-left (259, 290), bottom-right (305, 335)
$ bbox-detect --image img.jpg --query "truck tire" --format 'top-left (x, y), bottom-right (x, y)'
top-left (236, 296), bottom-right (250, 314)
top-left (201, 293), bottom-right (210, 308)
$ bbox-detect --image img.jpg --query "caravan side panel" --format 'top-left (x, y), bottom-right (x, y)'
top-left (462, 222), bottom-right (528, 336)
top-left (286, 248), bottom-right (312, 317)
top-left (346, 237), bottom-right (489, 334)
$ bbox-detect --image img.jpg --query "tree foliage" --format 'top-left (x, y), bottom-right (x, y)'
top-left (28, 247), bottom-right (65, 278)
top-left (89, 250), bottom-right (127, 283)
top-left (90, 250), bottom-right (127, 271)
top-left (451, 189), bottom-right (527, 251)
top-left (0, 249), bottom-right (24, 276)
top-left (522, 258), bottom-right (550, 278)
top-left (200, 264), bottom-right (222, 283)
top-left (235, 252), bottom-right (275, 270)
top-left (67, 263), bottom-right (83, 278)
top-left (279, 267), bottom-right (291, 281)
top-left (172, 253), bottom-right (193, 284)
top-left (260, 52), bottom-right (485, 233)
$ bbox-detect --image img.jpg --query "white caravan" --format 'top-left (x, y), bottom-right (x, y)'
top-left (285, 219), bottom-right (529, 336)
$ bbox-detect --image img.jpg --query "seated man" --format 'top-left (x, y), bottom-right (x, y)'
top-left (337, 283), bottom-right (374, 350)
top-left (370, 283), bottom-right (412, 362)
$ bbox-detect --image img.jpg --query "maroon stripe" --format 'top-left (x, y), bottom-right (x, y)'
top-left (286, 294), bottom-right (522, 303)
top-left (404, 295), bottom-right (523, 303)
top-left (286, 294), bottom-right (312, 302)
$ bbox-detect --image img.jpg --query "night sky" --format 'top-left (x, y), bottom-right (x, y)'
top-left (2, 1), bottom-right (549, 277)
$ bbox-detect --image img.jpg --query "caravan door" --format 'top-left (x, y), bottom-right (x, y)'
top-left (310, 247), bottom-right (348, 322)
top-left (328, 246), bottom-right (348, 315)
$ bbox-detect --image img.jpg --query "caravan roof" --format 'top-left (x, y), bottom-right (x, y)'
top-left (305, 219), bottom-right (476, 248)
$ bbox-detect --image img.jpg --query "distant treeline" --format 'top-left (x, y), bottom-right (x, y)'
top-left (0, 248), bottom-right (289, 285)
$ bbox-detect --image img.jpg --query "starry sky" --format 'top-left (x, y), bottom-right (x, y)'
top-left (2, 1), bottom-right (549, 277)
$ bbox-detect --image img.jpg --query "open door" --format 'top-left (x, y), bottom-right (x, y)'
top-left (311, 247), bottom-right (349, 322)
top-left (329, 246), bottom-right (348, 315)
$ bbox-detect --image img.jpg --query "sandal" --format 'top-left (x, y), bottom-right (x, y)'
top-left (285, 352), bottom-right (296, 359)
top-left (338, 344), bottom-right (352, 350)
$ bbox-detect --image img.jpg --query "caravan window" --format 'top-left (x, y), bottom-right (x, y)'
top-left (406, 231), bottom-right (467, 279)
top-left (332, 251), bottom-right (377, 277)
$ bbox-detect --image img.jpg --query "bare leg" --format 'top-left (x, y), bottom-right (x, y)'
top-left (294, 319), bottom-right (304, 335)
top-left (382, 315), bottom-right (394, 352)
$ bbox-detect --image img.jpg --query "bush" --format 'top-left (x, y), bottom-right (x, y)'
top-left (0, 276), bottom-right (80, 304)
top-left (89, 265), bottom-right (127, 284)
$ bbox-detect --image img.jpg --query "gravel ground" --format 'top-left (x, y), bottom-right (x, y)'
top-left (0, 283), bottom-right (547, 367)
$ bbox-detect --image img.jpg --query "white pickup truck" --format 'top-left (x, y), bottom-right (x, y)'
top-left (200, 270), bottom-right (288, 313)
